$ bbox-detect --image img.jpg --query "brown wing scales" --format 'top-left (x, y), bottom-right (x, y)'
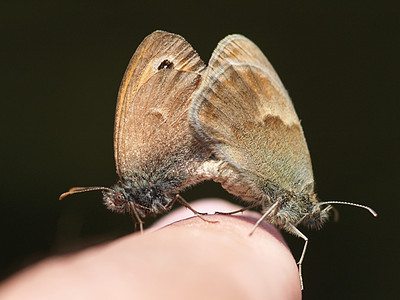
top-left (191, 37), bottom-right (314, 194)
top-left (118, 69), bottom-right (203, 179)
top-left (114, 31), bottom-right (205, 177)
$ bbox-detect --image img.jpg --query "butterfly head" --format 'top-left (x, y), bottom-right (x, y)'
top-left (265, 190), bottom-right (331, 231)
top-left (296, 194), bottom-right (332, 230)
top-left (102, 178), bottom-right (175, 217)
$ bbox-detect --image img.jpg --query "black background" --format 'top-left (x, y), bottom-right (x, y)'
top-left (1, 1), bottom-right (398, 299)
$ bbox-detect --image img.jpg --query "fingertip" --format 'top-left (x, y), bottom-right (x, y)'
top-left (156, 214), bottom-right (302, 299)
top-left (150, 200), bottom-right (302, 298)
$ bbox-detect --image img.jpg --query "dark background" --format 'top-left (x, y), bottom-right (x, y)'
top-left (1, 1), bottom-right (398, 298)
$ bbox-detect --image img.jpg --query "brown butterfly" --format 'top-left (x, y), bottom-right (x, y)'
top-left (189, 34), bottom-right (377, 286)
top-left (60, 31), bottom-right (220, 231)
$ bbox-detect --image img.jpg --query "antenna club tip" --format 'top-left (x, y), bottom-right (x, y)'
top-left (59, 192), bottom-right (69, 200)
top-left (365, 207), bottom-right (378, 217)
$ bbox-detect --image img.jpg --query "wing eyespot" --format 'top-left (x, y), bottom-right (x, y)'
top-left (157, 59), bottom-right (174, 70)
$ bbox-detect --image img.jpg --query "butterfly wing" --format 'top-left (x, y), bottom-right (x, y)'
top-left (119, 69), bottom-right (208, 180)
top-left (190, 35), bottom-right (314, 195)
top-left (115, 31), bottom-right (208, 183)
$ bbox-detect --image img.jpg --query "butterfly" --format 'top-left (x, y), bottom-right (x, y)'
top-left (189, 34), bottom-right (377, 286)
top-left (60, 31), bottom-right (221, 231)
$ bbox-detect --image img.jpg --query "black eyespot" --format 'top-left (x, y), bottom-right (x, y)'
top-left (157, 59), bottom-right (174, 70)
top-left (210, 153), bottom-right (218, 160)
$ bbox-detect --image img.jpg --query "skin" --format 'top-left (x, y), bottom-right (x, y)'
top-left (0, 199), bottom-right (302, 299)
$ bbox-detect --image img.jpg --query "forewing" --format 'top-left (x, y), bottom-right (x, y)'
top-left (206, 34), bottom-right (287, 95)
top-left (191, 35), bottom-right (314, 193)
top-left (115, 31), bottom-right (205, 176)
top-left (118, 69), bottom-right (206, 180)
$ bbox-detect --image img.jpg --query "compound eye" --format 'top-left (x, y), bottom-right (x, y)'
top-left (113, 192), bottom-right (125, 206)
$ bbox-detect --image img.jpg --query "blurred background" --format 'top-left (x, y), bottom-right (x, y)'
top-left (1, 1), bottom-right (398, 298)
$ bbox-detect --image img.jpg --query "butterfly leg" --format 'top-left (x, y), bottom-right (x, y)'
top-left (130, 206), bottom-right (144, 234)
top-left (249, 201), bottom-right (280, 236)
top-left (287, 224), bottom-right (308, 290)
top-left (215, 202), bottom-right (261, 215)
top-left (175, 194), bottom-right (218, 223)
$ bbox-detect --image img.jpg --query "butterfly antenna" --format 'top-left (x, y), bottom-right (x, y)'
top-left (318, 201), bottom-right (377, 217)
top-left (59, 186), bottom-right (113, 200)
